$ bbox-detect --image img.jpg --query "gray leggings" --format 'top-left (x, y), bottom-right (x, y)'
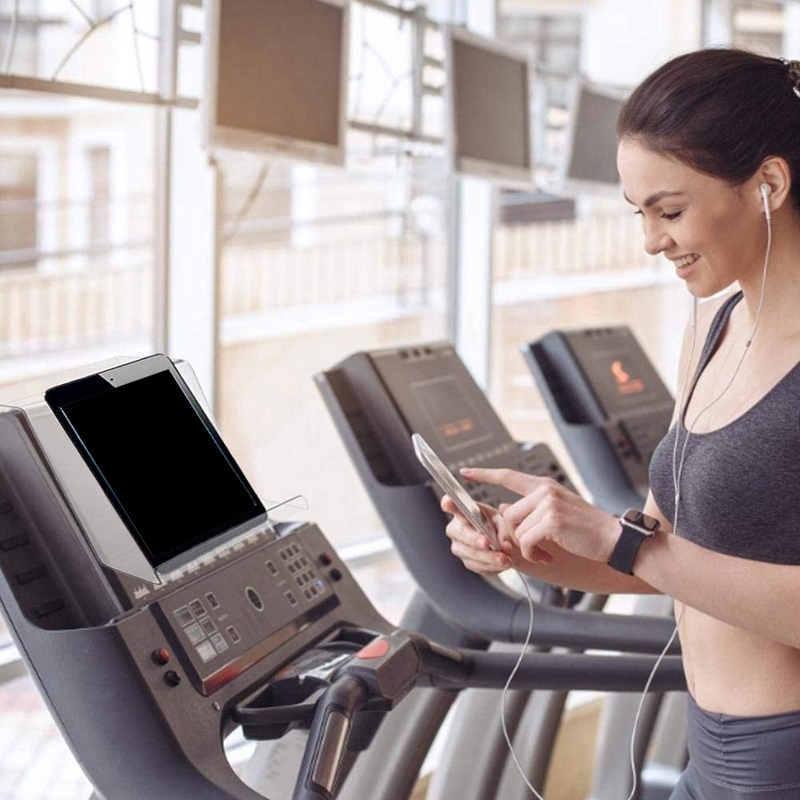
top-left (670, 695), bottom-right (800, 799)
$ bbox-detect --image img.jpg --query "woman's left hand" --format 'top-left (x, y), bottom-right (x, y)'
top-left (460, 467), bottom-right (621, 564)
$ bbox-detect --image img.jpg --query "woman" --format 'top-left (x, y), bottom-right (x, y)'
top-left (444, 49), bottom-right (800, 800)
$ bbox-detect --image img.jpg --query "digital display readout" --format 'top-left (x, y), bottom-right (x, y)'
top-left (581, 345), bottom-right (665, 417)
top-left (610, 359), bottom-right (646, 396)
top-left (411, 375), bottom-right (491, 453)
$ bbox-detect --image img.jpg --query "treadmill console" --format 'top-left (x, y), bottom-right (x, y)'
top-left (319, 342), bottom-right (576, 510)
top-left (522, 327), bottom-right (674, 511)
top-left (0, 359), bottom-right (388, 800)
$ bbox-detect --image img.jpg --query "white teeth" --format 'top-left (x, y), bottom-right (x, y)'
top-left (676, 254), bottom-right (699, 268)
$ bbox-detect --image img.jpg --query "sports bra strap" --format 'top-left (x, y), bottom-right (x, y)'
top-left (685, 291), bottom-right (744, 400)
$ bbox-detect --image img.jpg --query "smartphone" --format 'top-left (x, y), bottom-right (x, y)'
top-left (412, 432), bottom-right (499, 550)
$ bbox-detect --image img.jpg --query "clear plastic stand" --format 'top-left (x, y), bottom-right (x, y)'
top-left (0, 356), bottom-right (301, 585)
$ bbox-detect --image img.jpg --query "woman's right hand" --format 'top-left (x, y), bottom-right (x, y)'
top-left (441, 495), bottom-right (513, 575)
top-left (440, 495), bottom-right (553, 575)
top-left (442, 496), bottom-right (553, 574)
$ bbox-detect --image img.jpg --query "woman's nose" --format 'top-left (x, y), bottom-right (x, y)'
top-left (643, 221), bottom-right (673, 256)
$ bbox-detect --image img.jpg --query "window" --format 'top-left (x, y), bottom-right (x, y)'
top-left (0, 151), bottom-right (38, 270)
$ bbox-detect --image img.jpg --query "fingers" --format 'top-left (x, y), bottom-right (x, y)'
top-left (459, 466), bottom-right (542, 497)
top-left (450, 539), bottom-right (510, 573)
top-left (503, 478), bottom-right (564, 527)
top-left (443, 497), bottom-right (495, 552)
top-left (443, 496), bottom-right (512, 573)
top-left (442, 487), bottom-right (554, 570)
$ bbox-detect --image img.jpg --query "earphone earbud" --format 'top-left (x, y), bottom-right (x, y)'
top-left (760, 183), bottom-right (772, 220)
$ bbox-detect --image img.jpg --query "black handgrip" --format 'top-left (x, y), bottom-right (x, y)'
top-left (292, 675), bottom-right (369, 800)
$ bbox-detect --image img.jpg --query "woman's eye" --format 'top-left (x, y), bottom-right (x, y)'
top-left (661, 211), bottom-right (683, 221)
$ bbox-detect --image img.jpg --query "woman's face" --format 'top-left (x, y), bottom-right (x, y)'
top-left (617, 138), bottom-right (766, 298)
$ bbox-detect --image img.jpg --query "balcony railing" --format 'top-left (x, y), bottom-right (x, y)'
top-left (0, 264), bottom-right (152, 358)
top-left (0, 209), bottom-right (661, 360)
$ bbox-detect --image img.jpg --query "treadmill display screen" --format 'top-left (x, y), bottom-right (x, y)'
top-left (577, 344), bottom-right (668, 418)
top-left (411, 375), bottom-right (492, 452)
top-left (369, 346), bottom-right (513, 461)
top-left (45, 361), bottom-right (265, 569)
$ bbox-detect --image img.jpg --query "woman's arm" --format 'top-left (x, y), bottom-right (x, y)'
top-left (515, 490), bottom-right (673, 594)
top-left (634, 533), bottom-right (800, 648)
top-left (442, 489), bottom-right (669, 595)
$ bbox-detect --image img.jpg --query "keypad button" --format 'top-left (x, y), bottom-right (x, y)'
top-left (226, 626), bottom-right (241, 644)
top-left (174, 606), bottom-right (194, 627)
top-left (196, 641), bottom-right (217, 663)
top-left (189, 599), bottom-right (206, 618)
top-left (185, 623), bottom-right (206, 645)
top-left (200, 617), bottom-right (217, 636)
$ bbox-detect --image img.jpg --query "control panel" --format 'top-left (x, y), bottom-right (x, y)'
top-left (523, 327), bottom-right (674, 509)
top-left (156, 533), bottom-right (340, 695)
top-left (318, 342), bottom-right (578, 507)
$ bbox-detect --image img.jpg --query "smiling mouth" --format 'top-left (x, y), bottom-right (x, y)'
top-left (674, 254), bottom-right (700, 269)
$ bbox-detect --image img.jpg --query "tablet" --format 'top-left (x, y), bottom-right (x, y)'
top-left (412, 432), bottom-right (499, 549)
top-left (44, 354), bottom-right (267, 572)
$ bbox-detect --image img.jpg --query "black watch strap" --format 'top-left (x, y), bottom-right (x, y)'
top-left (607, 509), bottom-right (660, 575)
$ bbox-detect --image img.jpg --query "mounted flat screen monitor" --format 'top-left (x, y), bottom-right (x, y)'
top-left (561, 79), bottom-right (628, 194)
top-left (203, 0), bottom-right (350, 166)
top-left (44, 355), bottom-right (267, 575)
top-left (445, 26), bottom-right (534, 187)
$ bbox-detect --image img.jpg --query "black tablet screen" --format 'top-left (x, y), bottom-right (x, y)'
top-left (55, 369), bottom-right (264, 567)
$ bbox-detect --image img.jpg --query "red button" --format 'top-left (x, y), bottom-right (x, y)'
top-left (356, 638), bottom-right (390, 659)
top-left (319, 552), bottom-right (333, 566)
top-left (152, 648), bottom-right (170, 666)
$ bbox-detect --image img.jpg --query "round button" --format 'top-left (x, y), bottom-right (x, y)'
top-left (246, 586), bottom-right (264, 611)
top-left (319, 552), bottom-right (333, 566)
top-left (151, 648), bottom-right (170, 666)
top-left (164, 670), bottom-right (181, 687)
top-left (329, 568), bottom-right (342, 582)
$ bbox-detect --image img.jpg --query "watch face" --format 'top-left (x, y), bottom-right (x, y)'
top-left (623, 508), bottom-right (660, 533)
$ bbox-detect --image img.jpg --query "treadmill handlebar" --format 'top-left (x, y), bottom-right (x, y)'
top-left (515, 602), bottom-right (681, 654)
top-left (418, 645), bottom-right (686, 693)
top-left (292, 675), bottom-right (370, 800)
top-left (280, 628), bottom-right (686, 800)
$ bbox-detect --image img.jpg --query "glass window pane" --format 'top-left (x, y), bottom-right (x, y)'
top-left (0, 93), bottom-right (156, 383)
top-left (216, 156), bottom-right (449, 551)
top-left (0, 0), bottom-right (160, 91)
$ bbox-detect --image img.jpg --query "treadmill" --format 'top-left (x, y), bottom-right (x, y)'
top-left (522, 327), bottom-right (686, 799)
top-left (316, 341), bottom-right (683, 800)
top-left (0, 354), bottom-right (686, 800)
top-left (521, 326), bottom-right (674, 512)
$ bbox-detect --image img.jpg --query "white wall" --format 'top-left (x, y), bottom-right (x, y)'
top-left (786, 2), bottom-right (800, 57)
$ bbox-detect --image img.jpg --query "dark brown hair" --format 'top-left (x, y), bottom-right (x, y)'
top-left (617, 49), bottom-right (800, 213)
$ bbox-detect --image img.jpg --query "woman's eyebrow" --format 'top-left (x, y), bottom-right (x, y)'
top-left (623, 190), bottom-right (686, 207)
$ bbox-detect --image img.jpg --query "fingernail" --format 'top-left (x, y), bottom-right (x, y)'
top-left (460, 467), bottom-right (473, 474)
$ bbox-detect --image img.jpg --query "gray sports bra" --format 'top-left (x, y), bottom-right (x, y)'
top-left (649, 290), bottom-right (800, 565)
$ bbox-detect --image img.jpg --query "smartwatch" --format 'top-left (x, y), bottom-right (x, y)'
top-left (607, 508), bottom-right (661, 575)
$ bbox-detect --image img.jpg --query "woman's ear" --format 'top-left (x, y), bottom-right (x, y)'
top-left (757, 156), bottom-right (792, 214)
